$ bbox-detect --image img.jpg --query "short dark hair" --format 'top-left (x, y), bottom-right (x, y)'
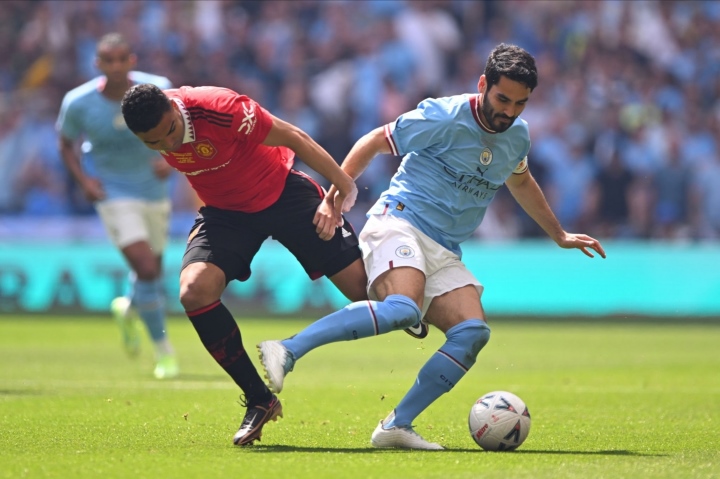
top-left (96, 32), bottom-right (130, 54)
top-left (121, 84), bottom-right (172, 133)
top-left (484, 43), bottom-right (538, 91)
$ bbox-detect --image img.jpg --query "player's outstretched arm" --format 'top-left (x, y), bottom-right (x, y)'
top-left (263, 115), bottom-right (356, 239)
top-left (505, 168), bottom-right (606, 259)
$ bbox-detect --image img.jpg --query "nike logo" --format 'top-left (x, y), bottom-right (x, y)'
top-left (404, 321), bottom-right (429, 339)
top-left (406, 323), bottom-right (423, 334)
top-left (244, 413), bottom-right (258, 428)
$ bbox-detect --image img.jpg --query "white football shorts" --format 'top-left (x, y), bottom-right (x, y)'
top-left (359, 214), bottom-right (483, 318)
top-left (95, 198), bottom-right (171, 253)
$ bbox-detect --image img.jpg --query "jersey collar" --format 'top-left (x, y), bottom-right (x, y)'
top-left (172, 98), bottom-right (196, 144)
top-left (470, 94), bottom-right (498, 134)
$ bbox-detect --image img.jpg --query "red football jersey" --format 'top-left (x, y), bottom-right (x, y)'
top-left (162, 86), bottom-right (294, 212)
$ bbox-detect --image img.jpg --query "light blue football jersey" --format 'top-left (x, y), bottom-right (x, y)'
top-left (368, 94), bottom-right (531, 257)
top-left (56, 71), bottom-right (172, 201)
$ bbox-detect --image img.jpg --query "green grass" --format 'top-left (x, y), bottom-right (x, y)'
top-left (0, 316), bottom-right (718, 479)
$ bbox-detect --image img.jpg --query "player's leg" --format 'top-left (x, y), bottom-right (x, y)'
top-left (140, 199), bottom-right (178, 378)
top-left (371, 232), bottom-right (490, 449)
top-left (120, 200), bottom-right (177, 378)
top-left (258, 212), bottom-right (426, 393)
top-left (258, 269), bottom-right (423, 394)
top-left (327, 221), bottom-right (428, 339)
top-left (325, 257), bottom-right (368, 302)
top-left (180, 207), bottom-right (279, 445)
top-left (97, 199), bottom-right (174, 370)
top-left (372, 284), bottom-right (490, 450)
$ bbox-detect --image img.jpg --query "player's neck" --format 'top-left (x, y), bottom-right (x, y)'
top-left (101, 78), bottom-right (132, 101)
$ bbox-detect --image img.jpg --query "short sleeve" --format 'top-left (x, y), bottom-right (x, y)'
top-left (56, 94), bottom-right (81, 140)
top-left (384, 98), bottom-right (453, 156)
top-left (228, 95), bottom-right (273, 144)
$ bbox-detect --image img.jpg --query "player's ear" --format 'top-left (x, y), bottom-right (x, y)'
top-left (128, 53), bottom-right (138, 68)
top-left (478, 75), bottom-right (487, 95)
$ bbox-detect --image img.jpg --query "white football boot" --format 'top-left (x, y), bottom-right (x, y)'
top-left (371, 410), bottom-right (444, 450)
top-left (257, 340), bottom-right (295, 393)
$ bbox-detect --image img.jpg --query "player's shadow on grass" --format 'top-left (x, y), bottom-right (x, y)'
top-left (245, 446), bottom-right (664, 456)
top-left (513, 449), bottom-right (666, 457)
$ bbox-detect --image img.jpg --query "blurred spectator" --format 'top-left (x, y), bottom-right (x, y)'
top-left (691, 153), bottom-right (720, 240)
top-left (651, 136), bottom-right (692, 239)
top-left (545, 139), bottom-right (597, 233)
top-left (588, 150), bottom-right (635, 239)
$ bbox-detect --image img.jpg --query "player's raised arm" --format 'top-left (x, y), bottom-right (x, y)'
top-left (505, 168), bottom-right (606, 258)
top-left (262, 114), bottom-right (357, 239)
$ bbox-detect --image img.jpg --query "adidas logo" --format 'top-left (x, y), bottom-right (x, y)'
top-left (341, 228), bottom-right (352, 238)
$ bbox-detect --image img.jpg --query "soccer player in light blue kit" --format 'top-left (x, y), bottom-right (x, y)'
top-left (57, 33), bottom-right (179, 379)
top-left (258, 44), bottom-right (605, 449)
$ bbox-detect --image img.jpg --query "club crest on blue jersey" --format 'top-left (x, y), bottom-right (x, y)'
top-left (395, 245), bottom-right (415, 258)
top-left (480, 147), bottom-right (493, 166)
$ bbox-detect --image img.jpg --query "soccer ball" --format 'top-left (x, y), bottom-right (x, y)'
top-left (468, 390), bottom-right (531, 451)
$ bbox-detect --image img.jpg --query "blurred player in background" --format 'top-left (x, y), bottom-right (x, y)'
top-left (258, 43), bottom-right (606, 449)
top-left (121, 83), bottom-right (368, 446)
top-left (57, 33), bottom-right (179, 379)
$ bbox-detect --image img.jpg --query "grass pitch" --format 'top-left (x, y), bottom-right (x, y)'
top-left (0, 316), bottom-right (718, 479)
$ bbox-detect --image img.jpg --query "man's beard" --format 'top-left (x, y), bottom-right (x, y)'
top-left (480, 96), bottom-right (516, 133)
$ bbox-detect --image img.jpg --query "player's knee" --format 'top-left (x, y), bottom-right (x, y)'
top-left (379, 294), bottom-right (422, 330)
top-left (446, 319), bottom-right (491, 367)
top-left (467, 320), bottom-right (491, 357)
top-left (179, 278), bottom-right (215, 311)
top-left (179, 264), bottom-right (224, 311)
top-left (134, 264), bottom-right (160, 281)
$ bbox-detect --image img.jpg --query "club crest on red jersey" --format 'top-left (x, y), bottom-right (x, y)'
top-left (192, 139), bottom-right (217, 159)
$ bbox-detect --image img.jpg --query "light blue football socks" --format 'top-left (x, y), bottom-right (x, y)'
top-left (388, 319), bottom-right (491, 428)
top-left (281, 294), bottom-right (421, 360)
top-left (132, 277), bottom-right (168, 343)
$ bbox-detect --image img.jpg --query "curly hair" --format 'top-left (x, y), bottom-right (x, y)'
top-left (121, 84), bottom-right (172, 133)
top-left (484, 44), bottom-right (538, 91)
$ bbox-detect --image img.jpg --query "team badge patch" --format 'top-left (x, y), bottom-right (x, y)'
top-left (480, 147), bottom-right (493, 166)
top-left (192, 139), bottom-right (217, 159)
top-left (395, 245), bottom-right (415, 258)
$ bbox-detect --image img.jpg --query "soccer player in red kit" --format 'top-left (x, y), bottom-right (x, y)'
top-left (121, 84), bottom-right (367, 446)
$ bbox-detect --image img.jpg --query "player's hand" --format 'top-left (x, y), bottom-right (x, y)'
top-left (82, 177), bottom-right (105, 202)
top-left (153, 159), bottom-right (173, 179)
top-left (557, 233), bottom-right (606, 259)
top-left (313, 196), bottom-right (341, 241)
top-left (333, 181), bottom-right (358, 222)
top-left (313, 179), bottom-right (357, 240)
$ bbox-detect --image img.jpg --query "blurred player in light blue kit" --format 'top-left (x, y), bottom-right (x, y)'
top-left (57, 33), bottom-right (179, 379)
top-left (259, 44), bottom-right (605, 449)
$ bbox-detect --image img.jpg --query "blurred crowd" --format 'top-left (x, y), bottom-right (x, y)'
top-left (1, 0), bottom-right (719, 241)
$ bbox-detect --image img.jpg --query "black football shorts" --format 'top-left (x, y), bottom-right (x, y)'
top-left (182, 170), bottom-right (361, 283)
